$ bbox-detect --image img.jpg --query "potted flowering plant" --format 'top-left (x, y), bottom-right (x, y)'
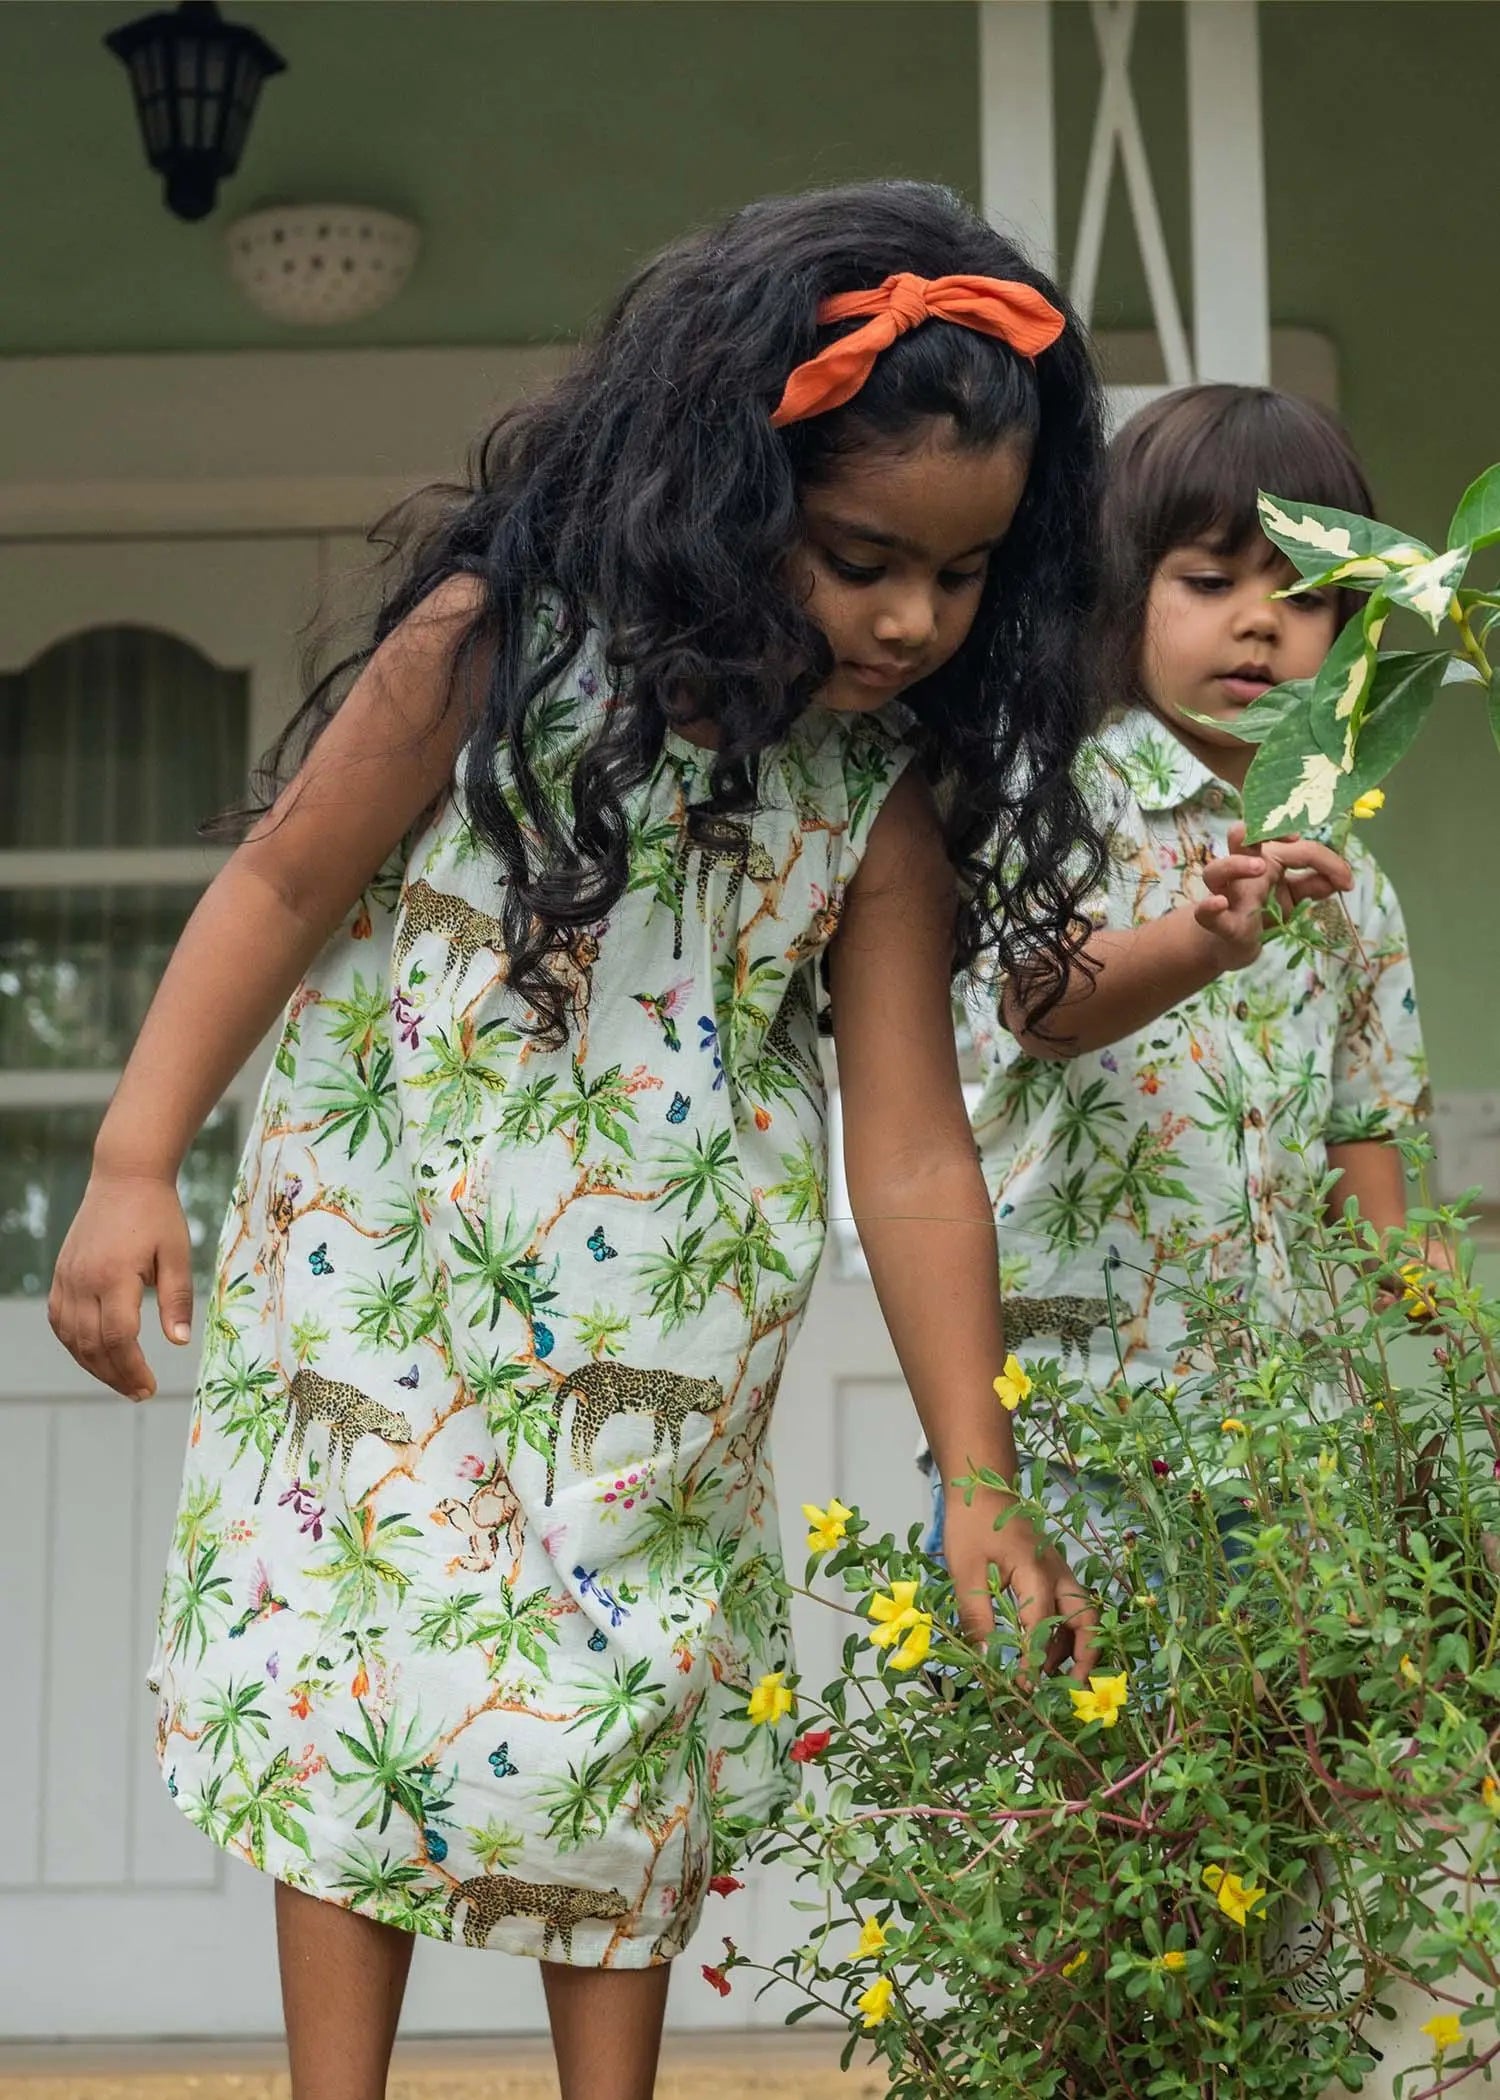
top-left (734, 1177), bottom-right (1500, 2100)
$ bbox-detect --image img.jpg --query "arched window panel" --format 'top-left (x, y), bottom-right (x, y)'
top-left (0, 624), bottom-right (248, 850)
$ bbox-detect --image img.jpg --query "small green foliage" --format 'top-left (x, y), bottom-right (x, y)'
top-left (747, 1159), bottom-right (1500, 2098)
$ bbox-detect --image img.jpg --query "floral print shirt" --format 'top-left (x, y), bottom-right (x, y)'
top-left (964, 710), bottom-right (1429, 1398)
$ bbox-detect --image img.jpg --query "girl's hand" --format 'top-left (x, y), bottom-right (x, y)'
top-left (1194, 820), bottom-right (1351, 967)
top-left (49, 1171), bottom-right (195, 1401)
top-left (945, 1485), bottom-right (1100, 1683)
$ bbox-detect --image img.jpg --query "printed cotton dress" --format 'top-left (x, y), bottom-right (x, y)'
top-left (149, 622), bottom-right (909, 1966)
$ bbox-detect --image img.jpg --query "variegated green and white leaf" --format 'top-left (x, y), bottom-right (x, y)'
top-left (1240, 688), bottom-right (1354, 841)
top-left (1304, 604), bottom-right (1386, 766)
top-left (1191, 677), bottom-right (1308, 748)
top-left (1449, 462), bottom-right (1500, 552)
top-left (1379, 545), bottom-right (1470, 632)
top-left (1257, 491), bottom-right (1433, 585)
top-left (1344, 651), bottom-right (1446, 797)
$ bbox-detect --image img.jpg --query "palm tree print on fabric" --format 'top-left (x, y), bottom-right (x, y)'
top-left (149, 617), bottom-right (910, 1968)
top-left (956, 709), bottom-right (1428, 1419)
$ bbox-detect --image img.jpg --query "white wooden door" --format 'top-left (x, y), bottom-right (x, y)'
top-left (0, 536), bottom-right (323, 2035)
top-left (0, 532), bottom-right (917, 2038)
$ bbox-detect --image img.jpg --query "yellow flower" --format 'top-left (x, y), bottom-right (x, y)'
top-left (1159, 1949), bottom-right (1188, 1972)
top-left (1068, 1671), bottom-right (1130, 1729)
top-left (856, 1974), bottom-right (894, 2028)
top-left (746, 1671), bottom-right (794, 1727)
top-left (802, 1497), bottom-right (852, 1556)
top-left (1400, 1263), bottom-right (1437, 1320)
top-left (1483, 1775), bottom-right (1500, 1815)
top-left (852, 1917), bottom-right (888, 1961)
top-left (1422, 2012), bottom-right (1464, 2055)
top-left (1061, 1949), bottom-right (1088, 1979)
top-left (1318, 1448), bottom-right (1338, 1479)
top-left (888, 1613), bottom-right (934, 1673)
top-left (1204, 1865), bottom-right (1267, 1927)
top-left (1399, 1654), bottom-right (1422, 1688)
top-left (993, 1353), bottom-right (1033, 1411)
top-left (867, 1580), bottom-right (923, 1649)
top-left (1220, 1417), bottom-right (1246, 1435)
top-left (1351, 788), bottom-right (1386, 820)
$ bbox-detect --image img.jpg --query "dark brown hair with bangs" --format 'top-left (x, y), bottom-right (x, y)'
top-left (1095, 383), bottom-right (1376, 712)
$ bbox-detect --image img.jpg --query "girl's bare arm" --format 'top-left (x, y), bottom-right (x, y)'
top-left (49, 581), bottom-right (481, 1400)
top-left (829, 768), bottom-right (1097, 1675)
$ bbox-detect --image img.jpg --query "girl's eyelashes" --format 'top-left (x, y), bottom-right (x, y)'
top-left (821, 549), bottom-right (988, 592)
top-left (824, 552), bottom-right (884, 585)
top-left (1181, 571), bottom-right (1233, 594)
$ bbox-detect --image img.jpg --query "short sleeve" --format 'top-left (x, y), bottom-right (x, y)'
top-left (1327, 848), bottom-right (1430, 1143)
top-left (1075, 743), bottom-right (1153, 932)
top-left (962, 742), bottom-right (1149, 1058)
top-left (830, 708), bottom-right (917, 895)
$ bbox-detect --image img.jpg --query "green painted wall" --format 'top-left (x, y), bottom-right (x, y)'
top-left (0, 1), bottom-right (978, 352)
top-left (1261, 2), bottom-right (1500, 1097)
top-left (2, 0), bottom-right (1496, 1091)
top-left (1048, 0), bottom-right (1500, 1095)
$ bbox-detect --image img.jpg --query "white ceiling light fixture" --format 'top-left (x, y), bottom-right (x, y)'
top-left (226, 203), bottom-right (420, 326)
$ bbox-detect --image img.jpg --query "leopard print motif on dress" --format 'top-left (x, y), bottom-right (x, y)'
top-left (671, 816), bottom-right (778, 960)
top-left (445, 1873), bottom-right (630, 1956)
top-left (394, 881), bottom-right (599, 1043)
top-left (392, 879), bottom-right (507, 981)
top-left (1002, 1295), bottom-right (1112, 1361)
top-left (545, 1362), bottom-right (724, 1504)
top-left (254, 1368), bottom-right (412, 1504)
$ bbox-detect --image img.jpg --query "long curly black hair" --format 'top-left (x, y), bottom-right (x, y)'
top-left (233, 180), bottom-right (1107, 1037)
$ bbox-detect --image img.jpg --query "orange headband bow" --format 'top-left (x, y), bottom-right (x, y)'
top-left (771, 270), bottom-right (1065, 429)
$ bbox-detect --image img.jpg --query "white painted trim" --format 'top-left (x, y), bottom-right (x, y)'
top-left (0, 346), bottom-right (572, 538)
top-left (978, 1), bottom-right (1056, 272)
top-left (1186, 0), bottom-right (1271, 384)
top-left (0, 1069), bottom-right (260, 1111)
top-left (0, 849), bottom-right (229, 889)
top-left (1075, 1), bottom-right (1193, 384)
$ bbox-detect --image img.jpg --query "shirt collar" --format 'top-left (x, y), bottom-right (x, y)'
top-left (1097, 708), bottom-right (1242, 817)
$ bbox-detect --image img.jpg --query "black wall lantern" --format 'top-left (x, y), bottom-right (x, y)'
top-left (105, 0), bottom-right (286, 222)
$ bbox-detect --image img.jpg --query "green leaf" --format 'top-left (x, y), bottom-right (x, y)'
top-left (1448, 461), bottom-right (1500, 551)
top-left (1211, 677), bottom-right (1310, 749)
top-left (1304, 608), bottom-right (1384, 765)
top-left (1346, 651), bottom-right (1447, 795)
top-left (1258, 490), bottom-right (1433, 585)
top-left (1240, 689), bottom-right (1352, 841)
top-left (1379, 544), bottom-right (1470, 632)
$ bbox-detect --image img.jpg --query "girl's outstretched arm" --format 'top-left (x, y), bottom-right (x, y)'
top-left (1003, 824), bottom-right (1352, 1059)
top-left (48, 580), bottom-right (482, 1402)
top-left (828, 768), bottom-right (1098, 1680)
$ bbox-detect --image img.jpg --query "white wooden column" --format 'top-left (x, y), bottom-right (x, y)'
top-left (977, 0), bottom-right (1271, 393)
top-left (978, 1), bottom-right (1057, 274)
top-left (1186, 0), bottom-right (1271, 384)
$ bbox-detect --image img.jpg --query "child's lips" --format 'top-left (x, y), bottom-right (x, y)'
top-left (1217, 671), bottom-right (1274, 705)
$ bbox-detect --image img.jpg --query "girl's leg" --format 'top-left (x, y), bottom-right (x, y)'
top-left (543, 1960), bottom-right (672, 2100)
top-left (276, 1880), bottom-right (415, 2100)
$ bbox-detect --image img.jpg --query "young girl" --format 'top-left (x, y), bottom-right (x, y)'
top-left (926, 384), bottom-right (1429, 1536)
top-left (50, 182), bottom-right (1103, 2099)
